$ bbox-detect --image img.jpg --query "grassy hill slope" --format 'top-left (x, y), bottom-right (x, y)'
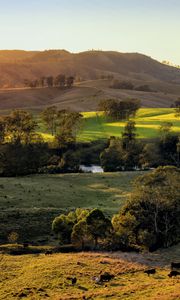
top-left (0, 80), bottom-right (179, 113)
top-left (0, 248), bottom-right (180, 300)
top-left (36, 108), bottom-right (180, 142)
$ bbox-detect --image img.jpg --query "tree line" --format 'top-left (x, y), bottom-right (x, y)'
top-left (24, 74), bottom-right (74, 88)
top-left (0, 98), bottom-right (179, 176)
top-left (109, 80), bottom-right (156, 92)
top-left (0, 108), bottom-right (82, 176)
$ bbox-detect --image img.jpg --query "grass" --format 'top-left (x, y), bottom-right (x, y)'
top-left (0, 249), bottom-right (180, 300)
top-left (0, 172), bottom-right (144, 243)
top-left (78, 108), bottom-right (180, 142)
top-left (0, 172), bottom-right (141, 213)
top-left (36, 108), bottom-right (180, 142)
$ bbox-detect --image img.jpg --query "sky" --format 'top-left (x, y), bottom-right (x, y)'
top-left (0, 0), bottom-right (179, 64)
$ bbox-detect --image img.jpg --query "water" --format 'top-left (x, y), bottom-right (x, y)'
top-left (80, 165), bottom-right (104, 173)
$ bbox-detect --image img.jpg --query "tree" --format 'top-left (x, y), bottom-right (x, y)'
top-left (59, 150), bottom-right (80, 172)
top-left (54, 74), bottom-right (66, 87)
top-left (4, 110), bottom-right (37, 144)
top-left (39, 77), bottom-right (46, 87)
top-left (100, 138), bottom-right (123, 172)
top-left (110, 80), bottom-right (134, 90)
top-left (71, 218), bottom-right (92, 250)
top-left (121, 121), bottom-right (137, 150)
top-left (140, 143), bottom-right (162, 168)
top-left (46, 76), bottom-right (54, 87)
top-left (98, 99), bottom-right (141, 121)
top-left (66, 76), bottom-right (74, 88)
top-left (112, 167), bottom-right (180, 250)
top-left (0, 118), bottom-right (5, 144)
top-left (41, 106), bottom-right (58, 136)
top-left (52, 211), bottom-right (77, 244)
top-left (0, 142), bottom-right (49, 176)
top-left (55, 110), bottom-right (82, 148)
top-left (174, 98), bottom-right (180, 118)
top-left (52, 209), bottom-right (89, 245)
top-left (100, 122), bottom-right (142, 172)
top-left (86, 208), bottom-right (112, 248)
top-left (159, 122), bottom-right (173, 142)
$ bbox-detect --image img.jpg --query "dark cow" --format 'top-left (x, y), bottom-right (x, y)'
top-left (144, 269), bottom-right (156, 276)
top-left (67, 277), bottom-right (77, 285)
top-left (168, 270), bottom-right (180, 277)
top-left (99, 272), bottom-right (115, 282)
top-left (171, 262), bottom-right (180, 270)
top-left (45, 250), bottom-right (53, 255)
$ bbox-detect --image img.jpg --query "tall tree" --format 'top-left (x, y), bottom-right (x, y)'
top-left (112, 167), bottom-right (180, 250)
top-left (121, 121), bottom-right (137, 150)
top-left (46, 76), bottom-right (54, 87)
top-left (41, 106), bottom-right (58, 136)
top-left (174, 98), bottom-right (180, 118)
top-left (66, 76), bottom-right (74, 88)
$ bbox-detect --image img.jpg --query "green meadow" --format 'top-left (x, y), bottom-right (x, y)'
top-left (37, 108), bottom-right (180, 142)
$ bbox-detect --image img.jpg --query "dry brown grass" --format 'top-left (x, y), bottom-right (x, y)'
top-left (0, 249), bottom-right (179, 300)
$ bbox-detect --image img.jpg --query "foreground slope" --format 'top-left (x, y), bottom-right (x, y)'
top-left (0, 247), bottom-right (180, 300)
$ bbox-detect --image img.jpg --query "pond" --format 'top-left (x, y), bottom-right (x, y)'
top-left (80, 165), bottom-right (104, 173)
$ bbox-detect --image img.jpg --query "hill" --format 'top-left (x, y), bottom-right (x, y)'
top-left (0, 50), bottom-right (180, 110)
top-left (0, 79), bottom-right (180, 113)
top-left (0, 50), bottom-right (180, 88)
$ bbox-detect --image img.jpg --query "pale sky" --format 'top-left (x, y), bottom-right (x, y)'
top-left (0, 0), bottom-right (179, 64)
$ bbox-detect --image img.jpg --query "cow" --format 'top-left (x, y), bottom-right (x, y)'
top-left (99, 272), bottom-right (115, 282)
top-left (171, 262), bottom-right (180, 270)
top-left (45, 250), bottom-right (53, 255)
top-left (168, 270), bottom-right (180, 277)
top-left (144, 269), bottom-right (156, 276)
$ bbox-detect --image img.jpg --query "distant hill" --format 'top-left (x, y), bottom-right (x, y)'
top-left (0, 50), bottom-right (180, 111)
top-left (0, 50), bottom-right (180, 88)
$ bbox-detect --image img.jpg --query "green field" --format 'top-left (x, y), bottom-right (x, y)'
top-left (37, 108), bottom-right (180, 142)
top-left (0, 172), bottom-right (144, 243)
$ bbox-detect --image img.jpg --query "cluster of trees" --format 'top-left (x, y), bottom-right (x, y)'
top-left (52, 208), bottom-right (111, 249)
top-left (0, 110), bottom-right (48, 176)
top-left (0, 107), bottom-right (82, 176)
top-left (110, 80), bottom-right (155, 92)
top-left (24, 74), bottom-right (74, 89)
top-left (100, 121), bottom-right (142, 171)
top-left (52, 167), bottom-right (180, 251)
top-left (100, 120), bottom-right (180, 171)
top-left (98, 98), bottom-right (141, 120)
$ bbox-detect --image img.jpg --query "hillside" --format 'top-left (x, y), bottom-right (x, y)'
top-left (0, 50), bottom-right (180, 111)
top-left (0, 50), bottom-right (180, 88)
top-left (0, 79), bottom-right (179, 113)
top-left (0, 247), bottom-right (180, 300)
